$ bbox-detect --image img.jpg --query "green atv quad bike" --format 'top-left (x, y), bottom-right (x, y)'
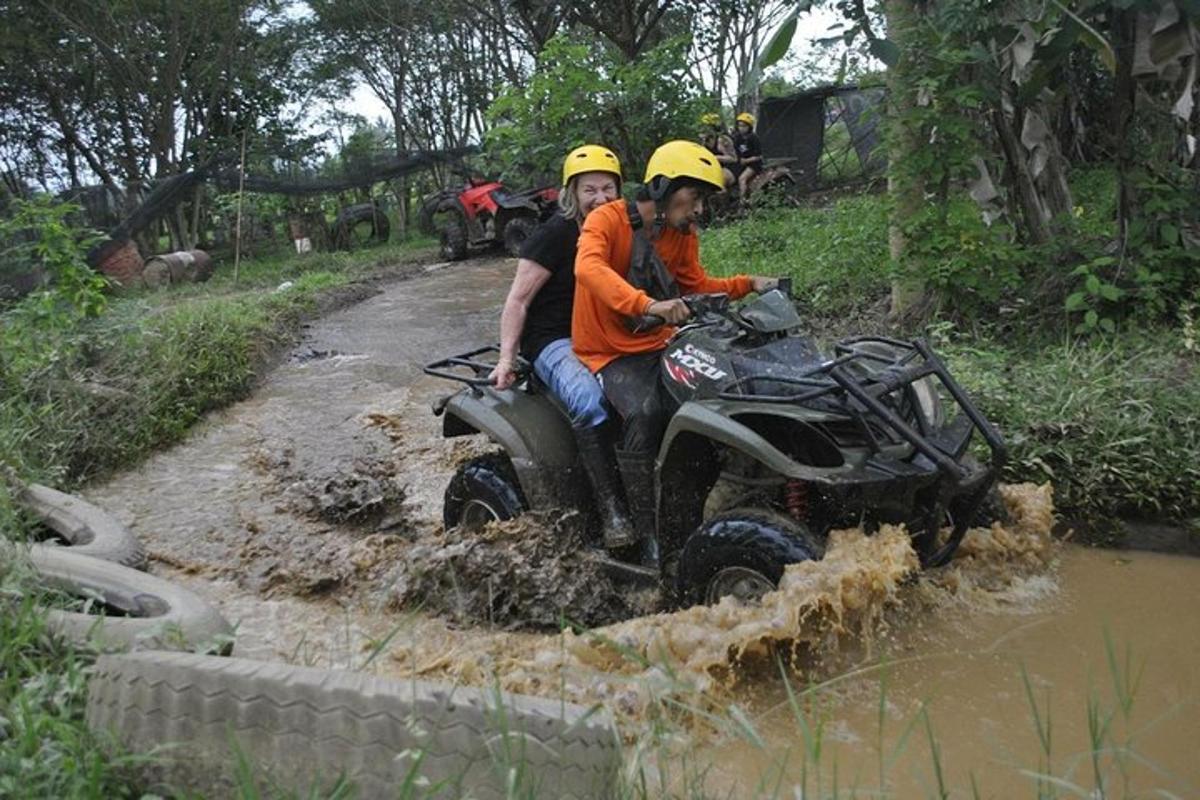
top-left (424, 280), bottom-right (1007, 606)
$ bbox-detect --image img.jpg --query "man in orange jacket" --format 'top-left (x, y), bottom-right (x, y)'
top-left (572, 140), bottom-right (777, 556)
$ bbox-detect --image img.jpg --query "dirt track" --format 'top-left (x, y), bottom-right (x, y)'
top-left (84, 256), bottom-right (519, 662)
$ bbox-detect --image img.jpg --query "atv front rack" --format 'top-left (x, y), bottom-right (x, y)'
top-left (719, 336), bottom-right (1007, 480)
top-left (423, 345), bottom-right (530, 388)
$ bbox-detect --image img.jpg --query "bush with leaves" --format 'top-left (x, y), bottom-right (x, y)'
top-left (484, 34), bottom-right (707, 186)
top-left (0, 198), bottom-right (106, 316)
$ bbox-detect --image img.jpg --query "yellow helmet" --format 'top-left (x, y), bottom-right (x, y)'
top-left (643, 140), bottom-right (726, 200)
top-left (736, 111), bottom-right (756, 127)
top-left (562, 144), bottom-right (622, 185)
top-left (699, 112), bottom-right (722, 128)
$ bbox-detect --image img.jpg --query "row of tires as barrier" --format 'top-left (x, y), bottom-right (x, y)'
top-left (11, 482), bottom-right (620, 798)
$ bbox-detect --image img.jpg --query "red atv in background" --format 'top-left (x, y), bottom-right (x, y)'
top-left (420, 176), bottom-right (559, 261)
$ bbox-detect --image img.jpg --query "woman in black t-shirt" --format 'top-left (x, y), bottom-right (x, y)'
top-left (733, 111), bottom-right (764, 200)
top-left (487, 145), bottom-right (638, 549)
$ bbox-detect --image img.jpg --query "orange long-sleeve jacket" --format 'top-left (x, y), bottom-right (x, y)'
top-left (571, 200), bottom-right (753, 373)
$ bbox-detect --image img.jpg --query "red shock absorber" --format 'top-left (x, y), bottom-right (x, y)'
top-left (785, 479), bottom-right (809, 522)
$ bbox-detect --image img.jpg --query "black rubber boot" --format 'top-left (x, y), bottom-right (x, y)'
top-left (615, 448), bottom-right (660, 567)
top-left (574, 426), bottom-right (638, 549)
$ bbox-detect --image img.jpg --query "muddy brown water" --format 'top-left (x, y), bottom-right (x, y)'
top-left (83, 256), bottom-right (1200, 796)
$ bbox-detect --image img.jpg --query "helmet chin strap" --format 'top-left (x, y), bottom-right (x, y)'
top-left (652, 202), bottom-right (666, 237)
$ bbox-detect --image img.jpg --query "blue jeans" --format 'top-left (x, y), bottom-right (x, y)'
top-left (533, 338), bottom-right (608, 428)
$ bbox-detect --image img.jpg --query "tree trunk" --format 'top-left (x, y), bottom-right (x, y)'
top-left (993, 104), bottom-right (1052, 245)
top-left (189, 183), bottom-right (205, 249)
top-left (884, 0), bottom-right (927, 316)
top-left (1112, 6), bottom-right (1137, 255)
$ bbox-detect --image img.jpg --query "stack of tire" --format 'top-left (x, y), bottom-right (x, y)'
top-left (13, 482), bottom-right (619, 799)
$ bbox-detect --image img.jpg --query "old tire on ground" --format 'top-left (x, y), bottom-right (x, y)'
top-left (86, 651), bottom-right (619, 800)
top-left (443, 453), bottom-right (527, 530)
top-left (332, 203), bottom-right (390, 250)
top-left (677, 508), bottom-right (823, 605)
top-left (18, 483), bottom-right (147, 568)
top-left (502, 216), bottom-right (537, 257)
top-left (29, 548), bottom-right (233, 653)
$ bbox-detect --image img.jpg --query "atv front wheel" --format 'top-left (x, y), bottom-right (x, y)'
top-left (443, 454), bottom-right (527, 530)
top-left (677, 509), bottom-right (823, 605)
top-left (502, 216), bottom-right (537, 257)
top-left (439, 215), bottom-right (468, 261)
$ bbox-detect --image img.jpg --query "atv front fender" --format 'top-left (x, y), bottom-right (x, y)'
top-left (439, 389), bottom-right (579, 509)
top-left (658, 401), bottom-right (856, 484)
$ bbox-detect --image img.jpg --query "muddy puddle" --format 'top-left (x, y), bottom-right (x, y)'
top-left (81, 257), bottom-right (1200, 796)
top-left (373, 482), bottom-right (1198, 797)
top-left (703, 546), bottom-right (1200, 798)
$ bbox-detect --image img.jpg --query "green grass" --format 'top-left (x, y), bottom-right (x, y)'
top-left (0, 547), bottom-right (147, 798)
top-left (164, 235), bottom-right (437, 297)
top-left (943, 328), bottom-right (1200, 523)
top-left (703, 194), bottom-right (891, 318)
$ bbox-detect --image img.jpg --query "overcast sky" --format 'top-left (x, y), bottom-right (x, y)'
top-left (344, 6), bottom-right (844, 123)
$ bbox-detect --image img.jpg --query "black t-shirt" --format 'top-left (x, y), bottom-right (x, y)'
top-left (734, 132), bottom-right (763, 163)
top-left (518, 213), bottom-right (580, 361)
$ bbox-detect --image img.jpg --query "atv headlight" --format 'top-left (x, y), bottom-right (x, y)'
top-left (913, 376), bottom-right (944, 428)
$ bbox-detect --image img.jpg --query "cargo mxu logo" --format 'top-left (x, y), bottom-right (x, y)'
top-left (667, 346), bottom-right (727, 381)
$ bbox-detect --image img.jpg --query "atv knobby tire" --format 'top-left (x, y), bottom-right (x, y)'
top-left (30, 548), bottom-right (233, 653)
top-left (440, 214), bottom-right (469, 261)
top-left (86, 651), bottom-right (619, 800)
top-left (443, 453), bottom-right (527, 530)
top-left (677, 508), bottom-right (823, 604)
top-left (503, 216), bottom-right (537, 257)
top-left (18, 483), bottom-right (146, 568)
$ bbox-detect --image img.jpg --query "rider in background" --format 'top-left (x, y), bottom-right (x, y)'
top-left (699, 112), bottom-right (737, 193)
top-left (572, 140), bottom-right (777, 559)
top-left (732, 112), bottom-right (764, 201)
top-left (488, 145), bottom-right (637, 549)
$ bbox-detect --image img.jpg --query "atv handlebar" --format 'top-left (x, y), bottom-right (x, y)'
top-left (624, 279), bottom-right (793, 334)
top-left (624, 292), bottom-right (732, 334)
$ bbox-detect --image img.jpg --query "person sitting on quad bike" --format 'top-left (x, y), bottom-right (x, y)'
top-left (732, 112), bottom-right (765, 202)
top-left (698, 113), bottom-right (738, 193)
top-left (486, 144), bottom-right (637, 549)
top-left (572, 139), bottom-right (779, 560)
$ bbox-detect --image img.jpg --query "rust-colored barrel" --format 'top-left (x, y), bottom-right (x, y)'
top-left (142, 250), bottom-right (214, 288)
top-left (91, 239), bottom-right (144, 287)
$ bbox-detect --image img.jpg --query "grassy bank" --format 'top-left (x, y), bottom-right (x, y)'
top-left (702, 188), bottom-right (1200, 528)
top-left (0, 233), bottom-right (434, 797)
top-left (1, 235), bottom-right (434, 484)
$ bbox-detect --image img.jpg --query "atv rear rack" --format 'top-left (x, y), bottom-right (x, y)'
top-left (423, 345), bottom-right (530, 388)
top-left (719, 336), bottom-right (1007, 480)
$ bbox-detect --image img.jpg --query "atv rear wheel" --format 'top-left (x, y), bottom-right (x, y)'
top-left (678, 508), bottom-right (823, 605)
top-left (439, 214), bottom-right (468, 261)
top-left (502, 216), bottom-right (537, 257)
top-left (443, 454), bottom-right (527, 530)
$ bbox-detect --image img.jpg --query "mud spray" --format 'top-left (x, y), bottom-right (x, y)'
top-left (383, 484), bottom-right (1057, 725)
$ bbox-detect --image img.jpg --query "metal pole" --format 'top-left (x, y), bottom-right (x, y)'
top-left (233, 128), bottom-right (248, 284)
